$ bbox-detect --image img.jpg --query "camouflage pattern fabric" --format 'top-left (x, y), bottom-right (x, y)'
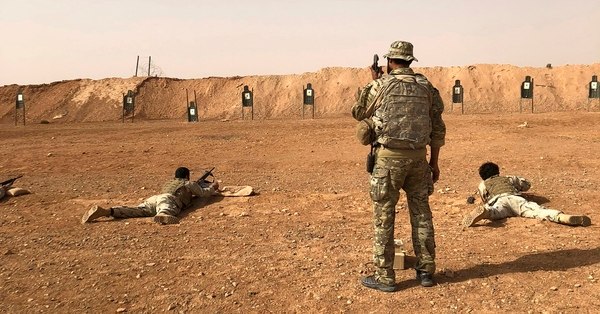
top-left (373, 74), bottom-right (432, 149)
top-left (480, 176), bottom-right (519, 203)
top-left (483, 195), bottom-right (562, 222)
top-left (478, 175), bottom-right (561, 222)
top-left (370, 156), bottom-right (435, 285)
top-left (478, 175), bottom-right (530, 205)
top-left (352, 68), bottom-right (446, 149)
top-left (111, 193), bottom-right (181, 218)
top-left (161, 178), bottom-right (186, 195)
top-left (111, 180), bottom-right (214, 219)
top-left (383, 41), bottom-right (418, 61)
top-left (352, 63), bottom-right (444, 285)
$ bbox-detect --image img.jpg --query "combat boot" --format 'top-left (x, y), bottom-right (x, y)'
top-left (416, 270), bottom-right (435, 287)
top-left (360, 275), bottom-right (396, 292)
top-left (81, 205), bottom-right (111, 223)
top-left (555, 214), bottom-right (591, 227)
top-left (462, 206), bottom-right (490, 227)
top-left (153, 214), bottom-right (180, 225)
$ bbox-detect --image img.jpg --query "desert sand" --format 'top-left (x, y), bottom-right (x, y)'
top-left (1, 65), bottom-right (600, 312)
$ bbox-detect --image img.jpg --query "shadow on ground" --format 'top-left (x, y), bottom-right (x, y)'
top-left (439, 247), bottom-right (600, 284)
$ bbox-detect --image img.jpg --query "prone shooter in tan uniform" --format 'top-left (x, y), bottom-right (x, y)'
top-left (463, 162), bottom-right (591, 227)
top-left (81, 167), bottom-right (218, 225)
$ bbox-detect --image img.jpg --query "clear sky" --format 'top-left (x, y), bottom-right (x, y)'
top-left (1, 0), bottom-right (599, 85)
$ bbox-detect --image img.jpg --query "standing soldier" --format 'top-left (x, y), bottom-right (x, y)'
top-left (353, 41), bottom-right (446, 292)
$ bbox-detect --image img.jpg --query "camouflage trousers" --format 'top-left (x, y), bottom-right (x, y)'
top-left (111, 193), bottom-right (181, 218)
top-left (370, 156), bottom-right (436, 285)
top-left (485, 195), bottom-right (562, 222)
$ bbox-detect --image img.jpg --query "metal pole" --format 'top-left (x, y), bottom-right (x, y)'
top-left (531, 78), bottom-right (535, 113)
top-left (122, 93), bottom-right (125, 123)
top-left (251, 88), bottom-right (254, 120)
top-left (302, 86), bottom-right (305, 119)
top-left (135, 56), bottom-right (139, 77)
top-left (531, 99), bottom-right (534, 113)
top-left (519, 99), bottom-right (522, 113)
top-left (148, 56), bottom-right (151, 76)
top-left (194, 90), bottom-right (198, 121)
top-left (312, 92), bottom-right (315, 119)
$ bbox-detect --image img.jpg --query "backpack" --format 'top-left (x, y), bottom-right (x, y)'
top-left (373, 74), bottom-right (433, 149)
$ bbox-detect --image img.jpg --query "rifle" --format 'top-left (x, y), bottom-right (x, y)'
top-left (1, 175), bottom-right (22, 187)
top-left (196, 167), bottom-right (215, 187)
top-left (371, 54), bottom-right (383, 77)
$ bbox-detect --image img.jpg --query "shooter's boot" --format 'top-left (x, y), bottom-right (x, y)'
top-left (81, 205), bottom-right (111, 224)
top-left (153, 213), bottom-right (180, 225)
top-left (555, 214), bottom-right (591, 227)
top-left (462, 206), bottom-right (490, 227)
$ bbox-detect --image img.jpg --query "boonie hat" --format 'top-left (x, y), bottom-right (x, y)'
top-left (383, 41), bottom-right (418, 62)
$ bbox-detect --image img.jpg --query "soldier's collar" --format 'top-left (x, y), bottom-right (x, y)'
top-left (389, 68), bottom-right (415, 75)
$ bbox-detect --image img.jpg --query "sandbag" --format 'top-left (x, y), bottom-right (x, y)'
top-left (7, 187), bottom-right (31, 197)
top-left (215, 186), bottom-right (254, 197)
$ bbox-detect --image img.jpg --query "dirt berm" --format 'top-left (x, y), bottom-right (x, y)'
top-left (1, 64), bottom-right (599, 123)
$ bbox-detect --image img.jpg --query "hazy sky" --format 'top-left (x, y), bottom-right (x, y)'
top-left (1, 0), bottom-right (599, 85)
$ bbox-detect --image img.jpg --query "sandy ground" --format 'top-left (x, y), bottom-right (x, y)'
top-left (1, 112), bottom-right (599, 313)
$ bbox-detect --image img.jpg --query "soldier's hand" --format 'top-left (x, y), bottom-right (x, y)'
top-left (370, 66), bottom-right (382, 80)
top-left (430, 164), bottom-right (440, 183)
top-left (466, 196), bottom-right (475, 204)
top-left (210, 181), bottom-right (220, 191)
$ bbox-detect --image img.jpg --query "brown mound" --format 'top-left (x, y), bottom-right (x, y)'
top-left (1, 64), bottom-right (599, 123)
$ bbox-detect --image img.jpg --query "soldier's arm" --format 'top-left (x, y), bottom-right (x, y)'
top-left (429, 86), bottom-right (446, 148)
top-left (508, 176), bottom-right (531, 192)
top-left (351, 80), bottom-right (383, 121)
top-left (477, 181), bottom-right (488, 202)
top-left (187, 181), bottom-right (214, 198)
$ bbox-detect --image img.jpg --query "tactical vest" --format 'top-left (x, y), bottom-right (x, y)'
top-left (484, 176), bottom-right (518, 200)
top-left (161, 178), bottom-right (195, 208)
top-left (373, 74), bottom-right (432, 149)
top-left (161, 178), bottom-right (187, 195)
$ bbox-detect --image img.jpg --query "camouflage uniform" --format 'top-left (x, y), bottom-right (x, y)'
top-left (352, 41), bottom-right (446, 286)
top-left (477, 176), bottom-right (562, 221)
top-left (111, 179), bottom-right (214, 218)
